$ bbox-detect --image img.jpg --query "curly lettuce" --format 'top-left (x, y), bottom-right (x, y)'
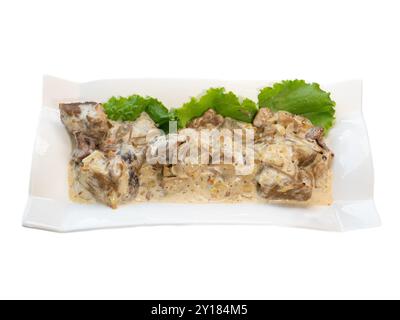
top-left (175, 88), bottom-right (258, 128)
top-left (258, 80), bottom-right (336, 133)
top-left (103, 95), bottom-right (170, 128)
top-left (103, 80), bottom-right (336, 134)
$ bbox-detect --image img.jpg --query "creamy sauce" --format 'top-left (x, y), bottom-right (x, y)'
top-left (69, 162), bottom-right (332, 207)
top-left (65, 109), bottom-right (333, 208)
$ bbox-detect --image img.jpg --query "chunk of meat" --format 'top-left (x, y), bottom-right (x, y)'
top-left (116, 143), bottom-right (146, 170)
top-left (255, 120), bottom-right (333, 201)
top-left (60, 102), bottom-right (109, 139)
top-left (305, 126), bottom-right (332, 153)
top-left (305, 127), bottom-right (324, 140)
top-left (253, 108), bottom-right (274, 127)
top-left (292, 142), bottom-right (318, 167)
top-left (256, 142), bottom-right (297, 177)
top-left (69, 110), bottom-right (164, 207)
top-left (100, 142), bottom-right (146, 169)
top-left (146, 131), bottom-right (189, 165)
top-left (257, 166), bottom-right (313, 201)
top-left (131, 112), bottom-right (160, 139)
top-left (61, 108), bottom-right (158, 207)
top-left (103, 121), bottom-right (132, 146)
top-left (103, 113), bottom-right (161, 148)
top-left (222, 117), bottom-right (254, 130)
top-left (253, 108), bottom-right (315, 138)
top-left (76, 151), bottom-right (139, 208)
top-left (72, 132), bottom-right (96, 161)
top-left (60, 102), bottom-right (110, 162)
top-left (189, 109), bottom-right (224, 129)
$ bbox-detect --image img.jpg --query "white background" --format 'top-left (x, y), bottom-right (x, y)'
top-left (0, 0), bottom-right (399, 300)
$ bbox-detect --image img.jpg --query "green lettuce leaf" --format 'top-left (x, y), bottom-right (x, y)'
top-left (143, 97), bottom-right (170, 125)
top-left (175, 88), bottom-right (258, 127)
top-left (258, 80), bottom-right (336, 133)
top-left (103, 95), bottom-right (146, 122)
top-left (103, 95), bottom-right (170, 127)
top-left (175, 97), bottom-right (210, 128)
top-left (104, 80), bottom-right (336, 134)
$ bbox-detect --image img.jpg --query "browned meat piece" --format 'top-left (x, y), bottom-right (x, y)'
top-left (254, 108), bottom-right (333, 202)
top-left (102, 122), bottom-right (132, 146)
top-left (60, 102), bottom-right (110, 162)
top-left (255, 139), bottom-right (313, 201)
top-left (253, 108), bottom-right (315, 138)
top-left (60, 103), bottom-right (82, 116)
top-left (253, 108), bottom-right (274, 127)
top-left (305, 127), bottom-right (332, 153)
top-left (103, 113), bottom-right (159, 146)
top-left (101, 142), bottom-right (146, 170)
top-left (257, 167), bottom-right (313, 201)
top-left (100, 113), bottom-right (160, 171)
top-left (72, 132), bottom-right (97, 161)
top-left (60, 102), bottom-right (109, 139)
top-left (188, 109), bottom-right (224, 129)
top-left (305, 127), bottom-right (324, 140)
top-left (64, 110), bottom-right (162, 208)
top-left (292, 142), bottom-right (318, 167)
top-left (75, 151), bottom-right (139, 208)
top-left (256, 134), bottom-right (332, 201)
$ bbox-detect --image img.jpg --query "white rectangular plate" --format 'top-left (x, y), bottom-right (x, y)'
top-left (23, 76), bottom-right (380, 232)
